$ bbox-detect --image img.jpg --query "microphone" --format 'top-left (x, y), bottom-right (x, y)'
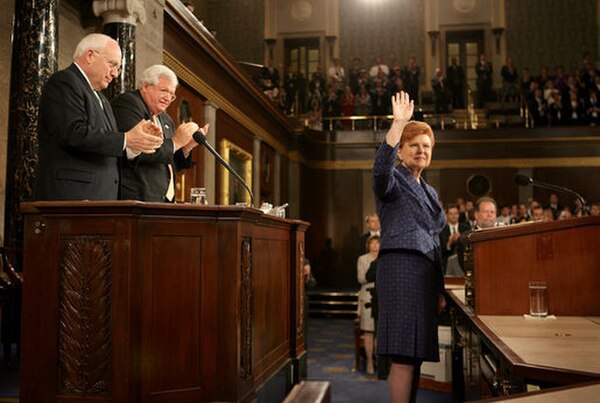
top-left (514, 174), bottom-right (586, 211)
top-left (193, 131), bottom-right (255, 207)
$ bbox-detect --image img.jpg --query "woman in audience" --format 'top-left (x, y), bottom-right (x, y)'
top-left (354, 85), bottom-right (372, 129)
top-left (356, 235), bottom-right (380, 375)
top-left (373, 91), bottom-right (446, 403)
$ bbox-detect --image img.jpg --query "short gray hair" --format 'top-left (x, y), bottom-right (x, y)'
top-left (138, 65), bottom-right (178, 88)
top-left (73, 33), bottom-right (116, 59)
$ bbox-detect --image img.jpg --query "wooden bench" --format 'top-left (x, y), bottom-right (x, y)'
top-left (283, 381), bottom-right (331, 403)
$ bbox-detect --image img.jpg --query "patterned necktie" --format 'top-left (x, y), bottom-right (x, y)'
top-left (153, 115), bottom-right (175, 201)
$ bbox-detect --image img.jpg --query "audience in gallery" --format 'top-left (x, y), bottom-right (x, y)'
top-left (251, 51), bottom-right (599, 130)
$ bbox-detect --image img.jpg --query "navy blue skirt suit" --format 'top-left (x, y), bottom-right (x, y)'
top-left (373, 142), bottom-right (446, 362)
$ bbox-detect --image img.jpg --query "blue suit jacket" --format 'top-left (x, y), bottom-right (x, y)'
top-left (373, 142), bottom-right (446, 270)
top-left (34, 64), bottom-right (124, 200)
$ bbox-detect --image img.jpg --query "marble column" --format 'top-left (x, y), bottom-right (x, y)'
top-left (273, 153), bottom-right (281, 206)
top-left (4, 0), bottom-right (58, 267)
top-left (93, 0), bottom-right (146, 100)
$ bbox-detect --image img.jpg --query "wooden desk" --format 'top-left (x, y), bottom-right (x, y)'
top-left (19, 201), bottom-right (309, 403)
top-left (447, 288), bottom-right (600, 401)
top-left (484, 381), bottom-right (600, 402)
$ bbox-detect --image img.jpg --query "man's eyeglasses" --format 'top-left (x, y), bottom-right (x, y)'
top-left (158, 88), bottom-right (177, 102)
top-left (93, 50), bottom-right (121, 74)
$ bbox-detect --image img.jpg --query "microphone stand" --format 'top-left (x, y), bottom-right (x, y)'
top-left (193, 132), bottom-right (255, 207)
top-left (527, 179), bottom-right (587, 216)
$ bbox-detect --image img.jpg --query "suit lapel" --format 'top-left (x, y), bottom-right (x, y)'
top-left (399, 167), bottom-right (435, 213)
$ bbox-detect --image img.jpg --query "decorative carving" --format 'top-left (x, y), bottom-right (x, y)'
top-left (297, 241), bottom-right (305, 338)
top-left (93, 0), bottom-right (147, 25)
top-left (239, 237), bottom-right (253, 379)
top-left (58, 237), bottom-right (113, 394)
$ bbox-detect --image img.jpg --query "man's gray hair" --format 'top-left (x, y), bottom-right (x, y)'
top-left (138, 65), bottom-right (178, 88)
top-left (73, 33), bottom-right (116, 59)
top-left (475, 196), bottom-right (497, 212)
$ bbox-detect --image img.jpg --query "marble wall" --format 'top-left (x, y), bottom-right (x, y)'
top-left (505, 0), bottom-right (597, 74)
top-left (0, 0), bottom-right (14, 241)
top-left (338, 0), bottom-right (426, 80)
top-left (194, 0), bottom-right (265, 64)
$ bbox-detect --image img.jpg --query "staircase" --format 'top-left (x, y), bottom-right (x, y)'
top-left (307, 290), bottom-right (358, 318)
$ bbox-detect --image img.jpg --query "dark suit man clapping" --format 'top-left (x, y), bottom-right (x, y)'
top-left (112, 65), bottom-right (208, 202)
top-left (34, 34), bottom-right (163, 201)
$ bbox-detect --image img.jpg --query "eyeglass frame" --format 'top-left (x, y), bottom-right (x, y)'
top-left (92, 49), bottom-right (122, 74)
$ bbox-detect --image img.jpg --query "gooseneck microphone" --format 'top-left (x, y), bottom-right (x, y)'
top-left (193, 131), bottom-right (255, 207)
top-left (514, 174), bottom-right (586, 212)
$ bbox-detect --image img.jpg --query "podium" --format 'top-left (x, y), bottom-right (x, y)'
top-left (449, 216), bottom-right (600, 400)
top-left (463, 216), bottom-right (600, 316)
top-left (19, 201), bottom-right (309, 403)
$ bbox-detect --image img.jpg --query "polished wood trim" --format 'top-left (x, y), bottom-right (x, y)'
top-left (163, 51), bottom-right (288, 156)
top-left (300, 157), bottom-right (600, 170)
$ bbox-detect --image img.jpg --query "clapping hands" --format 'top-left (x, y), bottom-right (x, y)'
top-left (125, 119), bottom-right (163, 154)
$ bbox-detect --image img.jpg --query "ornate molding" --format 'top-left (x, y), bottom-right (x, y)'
top-left (93, 0), bottom-right (147, 25)
top-left (58, 236), bottom-right (113, 394)
top-left (239, 237), bottom-right (253, 380)
top-left (297, 241), bottom-right (305, 338)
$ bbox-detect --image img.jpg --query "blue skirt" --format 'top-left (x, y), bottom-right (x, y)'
top-left (376, 250), bottom-right (440, 362)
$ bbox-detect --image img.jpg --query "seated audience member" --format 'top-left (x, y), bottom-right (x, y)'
top-left (457, 197), bottom-right (498, 270)
top-left (401, 56), bottom-right (420, 103)
top-left (546, 193), bottom-right (563, 219)
top-left (358, 214), bottom-right (381, 256)
top-left (370, 81), bottom-right (390, 117)
top-left (590, 202), bottom-right (600, 216)
top-left (328, 57), bottom-right (346, 83)
top-left (322, 86), bottom-right (341, 123)
top-left (543, 207), bottom-right (555, 222)
top-left (496, 205), bottom-right (512, 226)
top-left (431, 68), bottom-right (451, 114)
top-left (303, 258), bottom-right (317, 289)
top-left (531, 206), bottom-right (545, 222)
top-left (357, 235), bottom-right (380, 375)
top-left (565, 91), bottom-right (586, 124)
top-left (369, 56), bottom-right (389, 78)
top-left (558, 208), bottom-right (573, 220)
top-left (517, 203), bottom-right (529, 222)
top-left (528, 89), bottom-right (548, 127)
top-left (520, 67), bottom-right (533, 101)
top-left (475, 54), bottom-right (493, 107)
top-left (572, 198), bottom-right (589, 217)
top-left (112, 65), bottom-right (203, 202)
top-left (585, 88), bottom-right (600, 126)
top-left (501, 56), bottom-right (519, 102)
top-left (308, 99), bottom-right (323, 131)
top-left (509, 204), bottom-right (519, 223)
top-left (548, 92), bottom-right (566, 126)
top-left (339, 85), bottom-right (356, 128)
top-left (440, 205), bottom-right (470, 273)
top-left (348, 57), bottom-right (363, 93)
top-left (447, 57), bottom-right (466, 109)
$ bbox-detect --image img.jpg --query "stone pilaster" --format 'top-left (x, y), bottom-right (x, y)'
top-left (253, 138), bottom-right (261, 207)
top-left (4, 0), bottom-right (58, 266)
top-left (93, 0), bottom-right (146, 99)
top-left (203, 101), bottom-right (218, 205)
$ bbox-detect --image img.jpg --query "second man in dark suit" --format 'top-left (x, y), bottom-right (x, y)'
top-left (112, 65), bottom-right (208, 202)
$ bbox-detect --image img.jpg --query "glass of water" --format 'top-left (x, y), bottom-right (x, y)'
top-left (190, 187), bottom-right (207, 205)
top-left (528, 281), bottom-right (548, 317)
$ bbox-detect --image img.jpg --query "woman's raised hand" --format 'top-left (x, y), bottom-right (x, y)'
top-left (391, 91), bottom-right (414, 123)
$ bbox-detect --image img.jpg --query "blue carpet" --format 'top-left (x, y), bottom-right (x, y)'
top-left (306, 317), bottom-right (457, 403)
